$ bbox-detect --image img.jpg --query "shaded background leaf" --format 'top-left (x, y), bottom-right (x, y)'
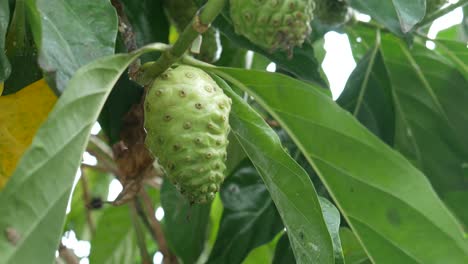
top-left (207, 160), bottom-right (283, 264)
top-left (339, 227), bottom-right (371, 264)
top-left (161, 181), bottom-right (211, 264)
top-left (89, 204), bottom-right (137, 264)
top-left (0, 0), bottom-right (10, 82)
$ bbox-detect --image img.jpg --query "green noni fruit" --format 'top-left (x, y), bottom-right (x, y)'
top-left (144, 65), bottom-right (231, 204)
top-left (164, 0), bottom-right (222, 63)
top-left (314, 0), bottom-right (352, 26)
top-left (229, 0), bottom-right (314, 52)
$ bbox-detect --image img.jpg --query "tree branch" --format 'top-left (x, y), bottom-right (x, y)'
top-left (418, 0), bottom-right (468, 29)
top-left (80, 169), bottom-right (95, 234)
top-left (58, 243), bottom-right (79, 264)
top-left (137, 0), bottom-right (227, 85)
top-left (130, 201), bottom-right (152, 264)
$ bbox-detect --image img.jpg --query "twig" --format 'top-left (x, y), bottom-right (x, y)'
top-left (139, 190), bottom-right (178, 264)
top-left (80, 169), bottom-right (95, 234)
top-left (418, 0), bottom-right (468, 29)
top-left (137, 0), bottom-right (227, 85)
top-left (111, 0), bottom-right (141, 78)
top-left (130, 201), bottom-right (152, 264)
top-left (58, 243), bottom-right (79, 264)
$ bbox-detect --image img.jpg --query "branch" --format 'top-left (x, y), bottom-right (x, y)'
top-left (58, 243), bottom-right (79, 264)
top-left (137, 190), bottom-right (178, 264)
top-left (130, 201), bottom-right (152, 264)
top-left (137, 0), bottom-right (227, 85)
top-left (418, 0), bottom-right (468, 29)
top-left (111, 0), bottom-right (141, 79)
top-left (80, 169), bottom-right (95, 234)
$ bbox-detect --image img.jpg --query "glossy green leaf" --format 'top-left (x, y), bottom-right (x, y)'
top-left (25, 0), bottom-right (118, 93)
top-left (0, 0), bottom-right (10, 82)
top-left (89, 205), bottom-right (137, 264)
top-left (207, 160), bottom-right (283, 264)
top-left (211, 74), bottom-right (335, 264)
top-left (213, 14), bottom-right (328, 87)
top-left (349, 0), bottom-right (425, 34)
top-left (0, 43), bottom-right (165, 264)
top-left (271, 197), bottom-right (345, 264)
top-left (4, 0), bottom-right (41, 94)
top-left (339, 228), bottom-right (371, 264)
top-left (435, 39), bottom-right (468, 80)
top-left (161, 180), bottom-right (210, 264)
top-left (346, 24), bottom-right (378, 62)
top-left (211, 67), bottom-right (468, 263)
top-left (379, 34), bottom-right (468, 227)
top-left (243, 233), bottom-right (280, 264)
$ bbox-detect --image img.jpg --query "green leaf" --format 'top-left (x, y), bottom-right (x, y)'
top-left (339, 228), bottom-right (371, 264)
top-left (272, 233), bottom-right (295, 264)
top-left (346, 24), bottom-right (378, 62)
top-left (319, 197), bottom-right (344, 264)
top-left (213, 15), bottom-right (328, 87)
top-left (337, 42), bottom-right (395, 145)
top-left (211, 67), bottom-right (468, 263)
top-left (161, 180), bottom-right (211, 264)
top-left (4, 0), bottom-right (42, 94)
top-left (349, 0), bottom-right (425, 34)
top-left (435, 39), bottom-right (468, 80)
top-left (211, 74), bottom-right (335, 264)
top-left (120, 0), bottom-right (169, 62)
top-left (0, 0), bottom-right (10, 82)
top-left (25, 0), bottom-right (118, 93)
top-left (0, 43), bottom-right (165, 264)
top-left (243, 233), bottom-right (280, 264)
top-left (271, 197), bottom-right (345, 264)
top-left (207, 160), bottom-right (284, 264)
top-left (89, 204), bottom-right (137, 264)
top-left (379, 34), bottom-right (468, 227)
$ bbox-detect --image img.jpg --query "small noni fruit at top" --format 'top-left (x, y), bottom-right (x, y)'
top-left (163, 0), bottom-right (222, 63)
top-left (144, 65), bottom-right (231, 204)
top-left (230, 0), bottom-right (314, 52)
top-left (314, 0), bottom-right (353, 26)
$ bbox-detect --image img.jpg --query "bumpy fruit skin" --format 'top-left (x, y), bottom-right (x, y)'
top-left (314, 0), bottom-right (352, 26)
top-left (144, 66), bottom-right (231, 204)
top-left (164, 0), bottom-right (222, 63)
top-left (230, 0), bottom-right (314, 52)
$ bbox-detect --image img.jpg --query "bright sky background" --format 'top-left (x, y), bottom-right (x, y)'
top-left (67, 4), bottom-right (465, 263)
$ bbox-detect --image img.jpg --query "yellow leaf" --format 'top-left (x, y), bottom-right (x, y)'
top-left (0, 79), bottom-right (57, 189)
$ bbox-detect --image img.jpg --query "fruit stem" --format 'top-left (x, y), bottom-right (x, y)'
top-left (418, 0), bottom-right (467, 29)
top-left (137, 0), bottom-right (226, 85)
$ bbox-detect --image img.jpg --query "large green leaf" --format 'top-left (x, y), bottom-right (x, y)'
top-left (349, 0), bottom-right (425, 34)
top-left (379, 34), bottom-right (468, 227)
top-left (213, 14), bottom-right (328, 87)
top-left (211, 67), bottom-right (468, 263)
top-left (89, 204), bottom-right (137, 264)
top-left (207, 160), bottom-right (283, 264)
top-left (435, 39), bottom-right (468, 80)
top-left (25, 0), bottom-right (118, 93)
top-left (161, 181), bottom-right (211, 264)
top-left (0, 44), bottom-right (165, 264)
top-left (0, 0), bottom-right (10, 82)
top-left (271, 197), bottom-right (345, 264)
top-left (211, 75), bottom-right (335, 264)
top-left (339, 228), bottom-right (371, 264)
top-left (338, 41), bottom-right (395, 145)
